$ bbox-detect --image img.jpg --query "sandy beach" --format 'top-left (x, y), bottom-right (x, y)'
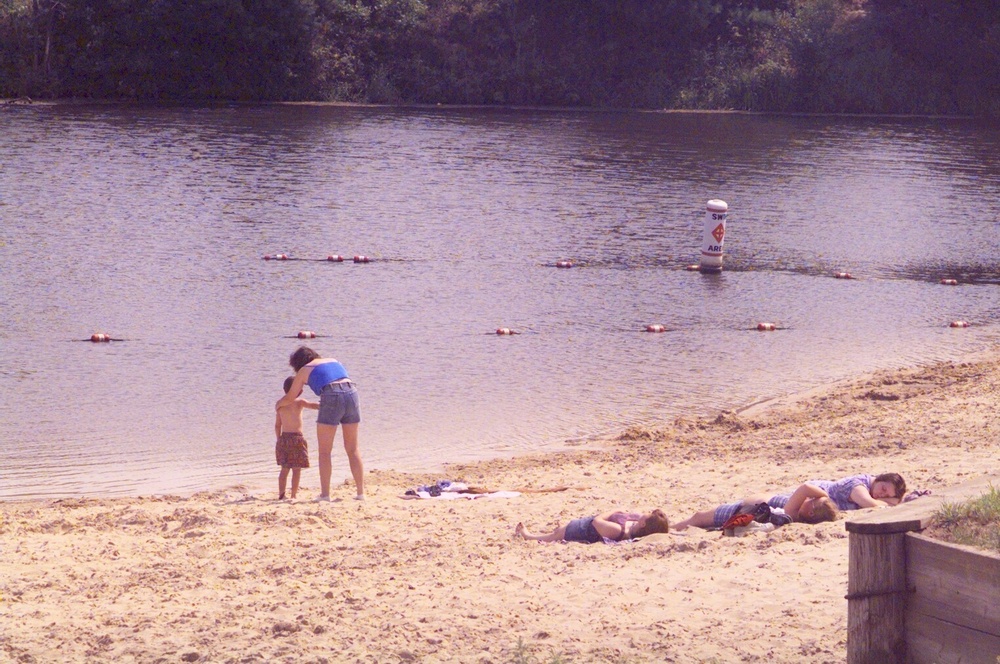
top-left (2, 348), bottom-right (999, 663)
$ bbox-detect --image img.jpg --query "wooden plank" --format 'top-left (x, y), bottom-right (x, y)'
top-left (906, 533), bottom-right (1000, 637)
top-left (906, 611), bottom-right (1000, 664)
top-left (845, 474), bottom-right (1000, 535)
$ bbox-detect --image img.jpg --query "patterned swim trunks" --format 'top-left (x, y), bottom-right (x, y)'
top-left (276, 431), bottom-right (310, 468)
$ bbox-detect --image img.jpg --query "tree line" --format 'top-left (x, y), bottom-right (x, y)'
top-left (2, 0), bottom-right (998, 116)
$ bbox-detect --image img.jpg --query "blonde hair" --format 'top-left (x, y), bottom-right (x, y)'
top-left (800, 497), bottom-right (839, 524)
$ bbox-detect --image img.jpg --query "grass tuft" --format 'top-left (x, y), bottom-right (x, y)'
top-left (931, 485), bottom-right (1000, 554)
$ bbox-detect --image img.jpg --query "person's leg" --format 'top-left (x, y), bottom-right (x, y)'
top-left (316, 423), bottom-right (338, 499)
top-left (514, 522), bottom-right (567, 542)
top-left (671, 508), bottom-right (717, 531)
top-left (290, 468), bottom-right (301, 499)
top-left (341, 423), bottom-right (363, 498)
top-left (278, 467), bottom-right (289, 499)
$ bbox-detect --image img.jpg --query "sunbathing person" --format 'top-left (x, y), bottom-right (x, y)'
top-left (806, 473), bottom-right (906, 509)
top-left (672, 483), bottom-right (838, 532)
top-left (514, 509), bottom-right (670, 543)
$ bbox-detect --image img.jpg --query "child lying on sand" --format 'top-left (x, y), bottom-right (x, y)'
top-left (515, 509), bottom-right (670, 543)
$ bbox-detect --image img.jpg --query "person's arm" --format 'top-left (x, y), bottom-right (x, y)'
top-left (850, 484), bottom-right (892, 509)
top-left (591, 511), bottom-right (628, 540)
top-left (274, 412), bottom-right (282, 441)
top-left (276, 367), bottom-right (311, 410)
top-left (299, 399), bottom-right (320, 411)
top-left (784, 483), bottom-right (829, 520)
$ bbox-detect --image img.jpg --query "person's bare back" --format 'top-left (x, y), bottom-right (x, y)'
top-left (277, 399), bottom-right (315, 434)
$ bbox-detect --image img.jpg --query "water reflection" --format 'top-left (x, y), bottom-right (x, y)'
top-left (0, 104), bottom-right (998, 499)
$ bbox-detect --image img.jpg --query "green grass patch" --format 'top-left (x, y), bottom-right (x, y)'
top-left (930, 485), bottom-right (1000, 554)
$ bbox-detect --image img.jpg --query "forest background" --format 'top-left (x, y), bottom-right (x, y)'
top-left (2, 0), bottom-right (998, 116)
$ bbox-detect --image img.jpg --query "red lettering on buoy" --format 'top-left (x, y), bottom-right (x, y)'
top-left (940, 278), bottom-right (958, 286)
top-left (353, 255), bottom-right (370, 263)
top-left (496, 328), bottom-right (516, 335)
top-left (297, 331), bottom-right (317, 339)
top-left (756, 323), bottom-right (776, 331)
top-left (90, 333), bottom-right (111, 343)
top-left (645, 324), bottom-right (666, 333)
top-left (327, 255), bottom-right (344, 262)
top-left (555, 261), bottom-right (573, 268)
top-left (835, 272), bottom-right (853, 279)
top-left (949, 321), bottom-right (970, 328)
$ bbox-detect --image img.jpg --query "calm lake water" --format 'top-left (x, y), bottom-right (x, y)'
top-left (1, 104), bottom-right (998, 500)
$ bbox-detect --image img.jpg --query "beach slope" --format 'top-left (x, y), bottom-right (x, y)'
top-left (2, 351), bottom-right (999, 663)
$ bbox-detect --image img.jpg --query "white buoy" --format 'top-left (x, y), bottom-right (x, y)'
top-left (699, 200), bottom-right (728, 273)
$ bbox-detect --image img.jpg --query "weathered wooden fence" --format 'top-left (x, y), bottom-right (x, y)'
top-left (845, 475), bottom-right (1000, 664)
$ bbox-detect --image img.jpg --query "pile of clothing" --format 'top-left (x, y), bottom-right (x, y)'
top-left (721, 502), bottom-right (793, 537)
top-left (404, 479), bottom-right (471, 498)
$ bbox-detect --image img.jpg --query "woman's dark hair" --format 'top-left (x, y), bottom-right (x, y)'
top-left (289, 346), bottom-right (320, 372)
top-left (631, 509), bottom-right (670, 538)
top-left (875, 473), bottom-right (907, 499)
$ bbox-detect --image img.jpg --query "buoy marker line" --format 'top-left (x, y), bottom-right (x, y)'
top-left (75, 333), bottom-right (125, 343)
top-left (262, 254), bottom-right (375, 263)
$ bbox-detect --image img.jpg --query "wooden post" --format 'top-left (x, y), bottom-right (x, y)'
top-left (847, 531), bottom-right (908, 663)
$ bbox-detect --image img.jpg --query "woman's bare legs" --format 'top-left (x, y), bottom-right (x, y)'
top-left (342, 423), bottom-right (363, 499)
top-left (316, 423), bottom-right (338, 499)
top-left (514, 522), bottom-right (567, 542)
top-left (671, 509), bottom-right (717, 531)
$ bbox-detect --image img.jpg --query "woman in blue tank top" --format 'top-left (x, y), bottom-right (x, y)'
top-left (276, 346), bottom-right (363, 501)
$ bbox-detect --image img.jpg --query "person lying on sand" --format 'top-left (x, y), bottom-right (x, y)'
top-left (806, 473), bottom-right (906, 509)
top-left (515, 509), bottom-right (670, 544)
top-left (672, 483), bottom-right (838, 531)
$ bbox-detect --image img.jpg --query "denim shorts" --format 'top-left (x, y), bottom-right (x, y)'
top-left (563, 517), bottom-right (602, 543)
top-left (317, 382), bottom-right (361, 425)
top-left (713, 502), bottom-right (743, 528)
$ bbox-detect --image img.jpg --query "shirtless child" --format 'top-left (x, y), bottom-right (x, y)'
top-left (275, 376), bottom-right (319, 499)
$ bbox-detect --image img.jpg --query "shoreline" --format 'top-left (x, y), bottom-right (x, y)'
top-left (2, 347), bottom-right (999, 662)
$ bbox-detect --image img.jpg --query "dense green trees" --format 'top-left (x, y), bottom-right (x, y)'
top-left (1, 0), bottom-right (998, 115)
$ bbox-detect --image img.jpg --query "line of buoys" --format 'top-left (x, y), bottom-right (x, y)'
top-left (297, 331), bottom-right (317, 339)
top-left (263, 254), bottom-right (372, 262)
top-left (90, 333), bottom-right (112, 342)
top-left (495, 328), bottom-right (519, 335)
top-left (940, 278), bottom-right (958, 286)
top-left (835, 272), bottom-right (854, 280)
top-left (555, 261), bottom-right (574, 268)
top-left (949, 320), bottom-right (970, 328)
top-left (756, 322), bottom-right (776, 332)
top-left (685, 264), bottom-right (700, 271)
top-left (645, 324), bottom-right (666, 333)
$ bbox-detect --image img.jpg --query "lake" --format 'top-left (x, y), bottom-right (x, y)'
top-left (1, 103), bottom-right (998, 499)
